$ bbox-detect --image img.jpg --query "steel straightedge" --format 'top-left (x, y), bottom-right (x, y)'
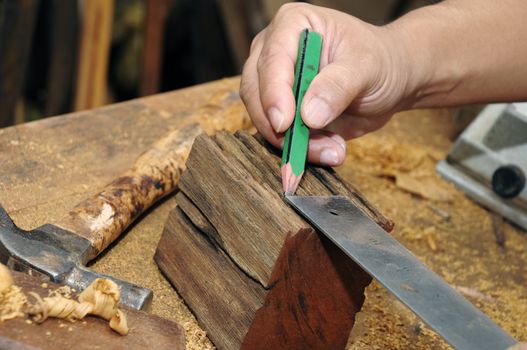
top-left (285, 195), bottom-right (517, 350)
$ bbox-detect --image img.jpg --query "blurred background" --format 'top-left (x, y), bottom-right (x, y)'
top-left (0, 0), bottom-right (435, 127)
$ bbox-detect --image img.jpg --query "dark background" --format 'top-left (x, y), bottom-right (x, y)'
top-left (0, 0), bottom-right (435, 126)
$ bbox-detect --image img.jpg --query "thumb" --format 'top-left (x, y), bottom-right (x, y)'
top-left (301, 61), bottom-right (364, 129)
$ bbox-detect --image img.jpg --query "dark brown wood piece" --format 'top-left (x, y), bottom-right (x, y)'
top-left (44, 0), bottom-right (79, 117)
top-left (0, 272), bottom-right (185, 350)
top-left (155, 131), bottom-right (393, 350)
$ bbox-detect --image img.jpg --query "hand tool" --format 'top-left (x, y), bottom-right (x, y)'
top-left (285, 195), bottom-right (518, 350)
top-left (437, 103), bottom-right (527, 229)
top-left (281, 29), bottom-right (322, 195)
top-left (0, 271), bottom-right (185, 350)
top-left (0, 123), bottom-right (203, 310)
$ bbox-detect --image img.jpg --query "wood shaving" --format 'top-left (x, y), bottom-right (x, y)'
top-left (0, 263), bottom-right (27, 321)
top-left (347, 137), bottom-right (455, 202)
top-left (454, 286), bottom-right (496, 303)
top-left (31, 278), bottom-right (129, 335)
top-left (0, 264), bottom-right (128, 336)
top-left (395, 173), bottom-right (453, 202)
top-left (109, 309), bottom-right (129, 335)
top-left (28, 293), bottom-right (93, 323)
top-left (78, 278), bottom-right (120, 321)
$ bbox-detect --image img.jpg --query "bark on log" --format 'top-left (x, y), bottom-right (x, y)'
top-left (155, 131), bottom-right (393, 350)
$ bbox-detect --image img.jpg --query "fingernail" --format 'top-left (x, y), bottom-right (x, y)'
top-left (268, 107), bottom-right (284, 132)
top-left (320, 148), bottom-right (340, 166)
top-left (329, 134), bottom-right (346, 152)
top-left (304, 97), bottom-right (331, 128)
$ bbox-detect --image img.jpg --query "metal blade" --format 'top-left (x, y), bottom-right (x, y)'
top-left (285, 195), bottom-right (517, 350)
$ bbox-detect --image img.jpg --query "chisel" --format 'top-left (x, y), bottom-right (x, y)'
top-left (281, 29), bottom-right (322, 195)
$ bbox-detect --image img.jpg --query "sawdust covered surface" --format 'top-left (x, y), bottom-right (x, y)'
top-left (3, 80), bottom-right (525, 350)
top-left (341, 111), bottom-right (527, 349)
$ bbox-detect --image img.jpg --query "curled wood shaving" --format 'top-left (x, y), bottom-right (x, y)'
top-left (0, 263), bottom-right (27, 321)
top-left (0, 264), bottom-right (128, 335)
top-left (78, 278), bottom-right (120, 321)
top-left (109, 309), bottom-right (129, 335)
top-left (29, 293), bottom-right (93, 323)
top-left (33, 278), bottom-right (128, 335)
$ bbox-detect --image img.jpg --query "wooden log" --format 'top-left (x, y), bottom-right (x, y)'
top-left (155, 131), bottom-right (393, 350)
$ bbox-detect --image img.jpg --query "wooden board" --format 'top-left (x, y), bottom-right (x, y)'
top-left (0, 272), bottom-right (185, 350)
top-left (155, 131), bottom-right (393, 349)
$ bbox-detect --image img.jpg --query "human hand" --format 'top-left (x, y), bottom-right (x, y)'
top-left (240, 3), bottom-right (417, 166)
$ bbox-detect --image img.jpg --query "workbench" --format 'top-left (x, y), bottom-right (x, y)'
top-left (1, 77), bottom-right (525, 349)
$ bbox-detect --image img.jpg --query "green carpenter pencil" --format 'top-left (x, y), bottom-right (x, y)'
top-left (281, 29), bottom-right (322, 195)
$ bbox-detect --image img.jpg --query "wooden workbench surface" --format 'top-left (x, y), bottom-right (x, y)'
top-left (1, 77), bottom-right (525, 349)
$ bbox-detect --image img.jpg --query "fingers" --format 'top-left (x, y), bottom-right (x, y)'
top-left (256, 16), bottom-right (313, 133)
top-left (301, 61), bottom-right (366, 130)
top-left (306, 130), bottom-right (346, 166)
top-left (326, 113), bottom-right (393, 139)
top-left (257, 37), bottom-right (297, 133)
top-left (240, 36), bottom-right (284, 149)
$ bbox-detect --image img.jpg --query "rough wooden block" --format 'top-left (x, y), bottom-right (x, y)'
top-left (155, 131), bottom-right (393, 349)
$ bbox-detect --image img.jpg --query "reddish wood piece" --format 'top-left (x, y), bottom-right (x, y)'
top-left (241, 228), bottom-right (372, 350)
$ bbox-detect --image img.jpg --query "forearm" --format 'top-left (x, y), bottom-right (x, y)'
top-left (389, 0), bottom-right (527, 108)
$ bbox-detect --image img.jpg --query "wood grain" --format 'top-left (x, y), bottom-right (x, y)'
top-left (0, 272), bottom-right (185, 350)
top-left (156, 131), bottom-right (393, 349)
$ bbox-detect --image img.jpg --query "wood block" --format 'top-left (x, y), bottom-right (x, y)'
top-left (155, 131), bottom-right (393, 349)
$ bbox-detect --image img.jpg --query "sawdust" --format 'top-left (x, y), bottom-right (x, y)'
top-left (0, 285), bottom-right (27, 321)
top-left (348, 136), bottom-right (455, 201)
top-left (0, 263), bottom-right (27, 321)
top-left (184, 322), bottom-right (215, 350)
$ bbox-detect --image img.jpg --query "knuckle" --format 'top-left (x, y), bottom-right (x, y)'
top-left (277, 2), bottom-right (307, 16)
top-left (239, 76), bottom-right (253, 102)
top-left (250, 31), bottom-right (264, 53)
top-left (256, 49), bottom-right (279, 75)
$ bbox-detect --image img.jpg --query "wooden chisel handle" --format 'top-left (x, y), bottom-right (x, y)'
top-left (53, 123), bottom-right (202, 260)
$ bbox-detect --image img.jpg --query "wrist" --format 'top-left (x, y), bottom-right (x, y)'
top-left (384, 3), bottom-right (468, 109)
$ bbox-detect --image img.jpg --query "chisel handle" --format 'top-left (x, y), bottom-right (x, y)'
top-left (53, 123), bottom-right (202, 260)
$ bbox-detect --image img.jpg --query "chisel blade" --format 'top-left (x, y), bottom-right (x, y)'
top-left (285, 195), bottom-right (517, 350)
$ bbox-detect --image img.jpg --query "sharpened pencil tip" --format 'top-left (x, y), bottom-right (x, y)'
top-left (281, 163), bottom-right (303, 196)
